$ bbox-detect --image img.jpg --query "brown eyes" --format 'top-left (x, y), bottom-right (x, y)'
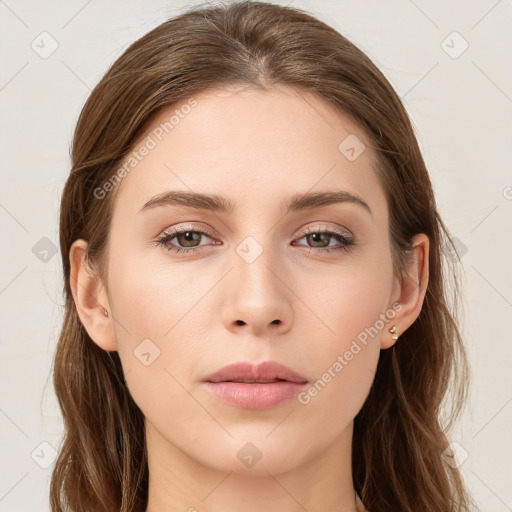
top-left (156, 226), bottom-right (354, 255)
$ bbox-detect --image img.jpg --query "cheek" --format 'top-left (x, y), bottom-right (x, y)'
top-left (289, 253), bottom-right (392, 425)
top-left (107, 250), bottom-right (216, 426)
top-left (108, 243), bottom-right (211, 343)
top-left (291, 251), bottom-right (394, 346)
top-left (292, 341), bottom-right (379, 466)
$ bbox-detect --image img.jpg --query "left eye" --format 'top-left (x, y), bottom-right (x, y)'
top-left (156, 228), bottom-right (354, 254)
top-left (156, 229), bottom-right (215, 253)
top-left (292, 228), bottom-right (355, 254)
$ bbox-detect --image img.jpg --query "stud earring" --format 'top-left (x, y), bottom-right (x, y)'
top-left (103, 308), bottom-right (109, 317)
top-left (389, 326), bottom-right (399, 340)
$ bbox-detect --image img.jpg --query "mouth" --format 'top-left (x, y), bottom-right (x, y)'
top-left (203, 360), bottom-right (308, 384)
top-left (213, 378), bottom-right (301, 383)
top-left (202, 361), bottom-right (308, 410)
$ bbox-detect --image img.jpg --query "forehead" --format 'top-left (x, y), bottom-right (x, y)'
top-left (110, 84), bottom-right (383, 217)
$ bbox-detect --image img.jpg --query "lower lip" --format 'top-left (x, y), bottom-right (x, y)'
top-left (204, 381), bottom-right (307, 410)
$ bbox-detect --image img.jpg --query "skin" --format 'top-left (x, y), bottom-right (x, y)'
top-left (69, 84), bottom-right (429, 512)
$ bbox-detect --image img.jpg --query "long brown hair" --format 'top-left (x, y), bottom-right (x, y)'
top-left (51, 1), bottom-right (474, 510)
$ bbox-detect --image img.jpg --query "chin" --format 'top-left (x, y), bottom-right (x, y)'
top-left (191, 431), bottom-right (312, 476)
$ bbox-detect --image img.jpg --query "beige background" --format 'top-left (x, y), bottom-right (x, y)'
top-left (0, 0), bottom-right (511, 510)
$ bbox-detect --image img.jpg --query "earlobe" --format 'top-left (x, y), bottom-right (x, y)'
top-left (69, 239), bottom-right (118, 351)
top-left (381, 234), bottom-right (429, 349)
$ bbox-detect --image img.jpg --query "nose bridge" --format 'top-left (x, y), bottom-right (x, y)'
top-left (233, 232), bottom-right (282, 299)
top-left (221, 232), bottom-right (293, 334)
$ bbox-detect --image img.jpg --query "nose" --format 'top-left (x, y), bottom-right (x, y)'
top-left (220, 239), bottom-right (294, 337)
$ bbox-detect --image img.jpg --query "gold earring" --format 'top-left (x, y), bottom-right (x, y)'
top-left (389, 326), bottom-right (399, 340)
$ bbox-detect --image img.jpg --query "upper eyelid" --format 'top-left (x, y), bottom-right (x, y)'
top-left (161, 224), bottom-right (216, 239)
top-left (159, 223), bottom-right (353, 242)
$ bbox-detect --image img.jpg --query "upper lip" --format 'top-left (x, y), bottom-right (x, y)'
top-left (203, 361), bottom-right (308, 384)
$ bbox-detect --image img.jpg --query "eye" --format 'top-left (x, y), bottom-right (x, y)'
top-left (155, 225), bottom-right (354, 254)
top-left (156, 226), bottom-right (218, 254)
top-left (292, 227), bottom-right (354, 253)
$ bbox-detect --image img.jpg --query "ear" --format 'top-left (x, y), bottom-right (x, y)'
top-left (381, 233), bottom-right (429, 349)
top-left (69, 239), bottom-right (118, 351)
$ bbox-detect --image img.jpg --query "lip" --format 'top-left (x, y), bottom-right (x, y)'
top-left (202, 361), bottom-right (308, 410)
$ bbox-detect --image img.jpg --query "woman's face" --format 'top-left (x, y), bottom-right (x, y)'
top-left (101, 84), bottom-right (401, 475)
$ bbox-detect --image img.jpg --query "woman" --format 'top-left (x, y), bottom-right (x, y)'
top-left (51, 1), bottom-right (475, 511)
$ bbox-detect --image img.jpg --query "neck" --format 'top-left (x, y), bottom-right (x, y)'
top-left (144, 420), bottom-right (359, 512)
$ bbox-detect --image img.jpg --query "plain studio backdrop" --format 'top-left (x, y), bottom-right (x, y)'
top-left (0, 0), bottom-right (511, 510)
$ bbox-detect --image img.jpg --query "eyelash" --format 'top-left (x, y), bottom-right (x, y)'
top-left (155, 225), bottom-right (355, 254)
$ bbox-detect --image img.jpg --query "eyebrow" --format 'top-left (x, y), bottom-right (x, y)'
top-left (138, 189), bottom-right (372, 217)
